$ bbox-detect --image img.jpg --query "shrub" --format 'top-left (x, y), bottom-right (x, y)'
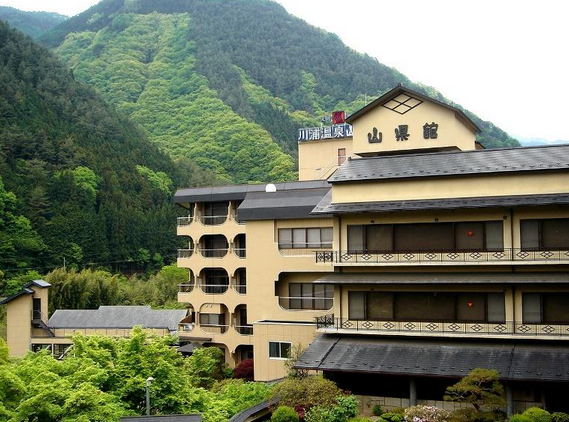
top-left (372, 405), bottom-right (384, 417)
top-left (509, 415), bottom-right (532, 422)
top-left (349, 418), bottom-right (373, 422)
top-left (381, 412), bottom-right (404, 422)
top-left (404, 405), bottom-right (450, 422)
top-left (234, 358), bottom-right (254, 381)
top-left (272, 406), bottom-right (300, 422)
top-left (271, 376), bottom-right (342, 409)
top-left (304, 395), bottom-right (358, 422)
top-left (444, 369), bottom-right (505, 412)
top-left (449, 408), bottom-right (504, 422)
top-left (522, 408), bottom-right (552, 422)
top-left (551, 413), bottom-right (569, 422)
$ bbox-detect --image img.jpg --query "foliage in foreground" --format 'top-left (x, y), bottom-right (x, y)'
top-left (0, 328), bottom-right (270, 422)
top-left (271, 376), bottom-right (342, 411)
top-left (444, 369), bottom-right (505, 412)
top-left (271, 406), bottom-right (300, 422)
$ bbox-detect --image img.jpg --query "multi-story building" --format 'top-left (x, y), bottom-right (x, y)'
top-left (174, 85), bottom-right (569, 413)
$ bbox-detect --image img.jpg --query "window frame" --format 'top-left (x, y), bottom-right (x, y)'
top-left (288, 283), bottom-right (333, 310)
top-left (268, 341), bottom-right (292, 359)
top-left (521, 218), bottom-right (569, 251)
top-left (278, 227), bottom-right (333, 249)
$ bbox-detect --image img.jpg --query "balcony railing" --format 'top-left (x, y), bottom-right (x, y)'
top-left (233, 284), bottom-right (247, 294)
top-left (316, 248), bottom-right (569, 264)
top-left (200, 248), bottom-right (228, 258)
top-left (315, 315), bottom-right (569, 338)
top-left (200, 215), bottom-right (227, 226)
top-left (177, 216), bottom-right (193, 226)
top-left (178, 283), bottom-right (195, 293)
top-left (235, 325), bottom-right (254, 335)
top-left (200, 324), bottom-right (229, 334)
top-left (200, 284), bottom-right (229, 294)
top-left (233, 248), bottom-right (246, 258)
top-left (178, 249), bottom-right (193, 258)
top-left (279, 297), bottom-right (333, 311)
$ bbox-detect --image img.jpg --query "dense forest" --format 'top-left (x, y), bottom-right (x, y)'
top-left (41, 0), bottom-right (518, 183)
top-left (0, 20), bottom-right (218, 284)
top-left (0, 6), bottom-right (67, 39)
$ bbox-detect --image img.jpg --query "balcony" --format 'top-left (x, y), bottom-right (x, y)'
top-left (200, 283), bottom-right (229, 294)
top-left (235, 325), bottom-right (254, 335)
top-left (316, 315), bottom-right (569, 339)
top-left (200, 324), bottom-right (229, 334)
top-left (200, 215), bottom-right (227, 226)
top-left (200, 248), bottom-right (228, 258)
top-left (178, 249), bottom-right (193, 258)
top-left (178, 283), bottom-right (194, 293)
top-left (177, 216), bottom-right (193, 226)
top-left (279, 296), bottom-right (333, 311)
top-left (315, 248), bottom-right (569, 266)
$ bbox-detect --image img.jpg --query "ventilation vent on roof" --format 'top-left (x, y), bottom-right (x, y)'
top-left (265, 183), bottom-right (277, 193)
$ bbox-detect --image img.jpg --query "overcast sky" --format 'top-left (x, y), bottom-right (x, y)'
top-left (3, 0), bottom-right (569, 142)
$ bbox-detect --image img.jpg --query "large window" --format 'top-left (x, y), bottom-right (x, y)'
top-left (200, 313), bottom-right (225, 326)
top-left (288, 283), bottom-right (333, 310)
top-left (347, 221), bottom-right (503, 253)
top-left (521, 219), bottom-right (569, 250)
top-left (348, 291), bottom-right (505, 323)
top-left (269, 341), bottom-right (291, 359)
top-left (522, 293), bottom-right (569, 324)
top-left (278, 228), bottom-right (333, 249)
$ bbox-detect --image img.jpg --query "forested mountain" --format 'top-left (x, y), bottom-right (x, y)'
top-left (0, 20), bottom-right (217, 280)
top-left (40, 0), bottom-right (519, 184)
top-left (0, 6), bottom-right (67, 38)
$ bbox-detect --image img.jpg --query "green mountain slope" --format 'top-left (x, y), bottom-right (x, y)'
top-left (42, 0), bottom-right (519, 184)
top-left (0, 6), bottom-right (67, 38)
top-left (0, 20), bottom-right (214, 277)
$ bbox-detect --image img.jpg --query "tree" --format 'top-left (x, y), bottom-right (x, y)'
top-left (271, 376), bottom-right (342, 410)
top-left (185, 346), bottom-right (226, 389)
top-left (444, 368), bottom-right (505, 412)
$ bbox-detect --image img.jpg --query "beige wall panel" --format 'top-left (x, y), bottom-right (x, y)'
top-left (351, 100), bottom-right (476, 155)
top-left (298, 138), bottom-right (353, 181)
top-left (332, 173), bottom-right (569, 205)
top-left (6, 295), bottom-right (32, 356)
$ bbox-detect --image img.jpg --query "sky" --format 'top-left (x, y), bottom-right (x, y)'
top-left (3, 0), bottom-right (569, 142)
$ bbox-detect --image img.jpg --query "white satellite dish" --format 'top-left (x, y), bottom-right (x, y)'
top-left (265, 183), bottom-right (277, 193)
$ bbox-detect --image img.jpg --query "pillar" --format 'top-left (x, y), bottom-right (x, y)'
top-left (506, 383), bottom-right (514, 417)
top-left (410, 378), bottom-right (417, 406)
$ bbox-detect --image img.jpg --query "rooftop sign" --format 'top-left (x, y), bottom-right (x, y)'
top-left (298, 123), bottom-right (353, 142)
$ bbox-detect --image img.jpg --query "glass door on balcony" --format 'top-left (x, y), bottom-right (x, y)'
top-left (203, 202), bottom-right (228, 225)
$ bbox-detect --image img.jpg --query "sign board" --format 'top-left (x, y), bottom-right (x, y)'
top-left (298, 124), bottom-right (353, 142)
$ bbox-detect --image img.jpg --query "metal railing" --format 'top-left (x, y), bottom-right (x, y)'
top-left (200, 215), bottom-right (228, 226)
top-left (178, 283), bottom-right (195, 293)
top-left (233, 248), bottom-right (246, 258)
top-left (233, 284), bottom-right (247, 295)
top-left (178, 249), bottom-right (193, 258)
top-left (177, 216), bottom-right (193, 226)
top-left (235, 325), bottom-right (254, 335)
top-left (315, 315), bottom-right (569, 338)
top-left (316, 248), bottom-right (569, 264)
top-left (200, 284), bottom-right (229, 294)
top-left (199, 248), bottom-right (228, 258)
top-left (279, 248), bottom-right (323, 257)
top-left (279, 297), bottom-right (333, 311)
top-left (200, 324), bottom-right (229, 334)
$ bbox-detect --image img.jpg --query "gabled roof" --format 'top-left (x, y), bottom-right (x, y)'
top-left (47, 306), bottom-right (186, 331)
top-left (0, 280), bottom-right (50, 305)
top-left (328, 143), bottom-right (569, 184)
top-left (345, 85), bottom-right (481, 133)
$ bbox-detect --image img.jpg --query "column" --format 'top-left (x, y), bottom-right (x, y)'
top-left (410, 378), bottom-right (417, 406)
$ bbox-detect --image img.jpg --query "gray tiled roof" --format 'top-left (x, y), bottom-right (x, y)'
top-left (174, 180), bottom-right (329, 204)
top-left (48, 306), bottom-right (186, 331)
top-left (0, 280), bottom-right (51, 305)
top-left (314, 272), bottom-right (569, 285)
top-left (228, 399), bottom-right (279, 422)
top-left (312, 192), bottom-right (569, 215)
top-left (329, 144), bottom-right (569, 183)
top-left (296, 335), bottom-right (569, 381)
top-left (120, 415), bottom-right (201, 422)
top-left (238, 187), bottom-right (331, 221)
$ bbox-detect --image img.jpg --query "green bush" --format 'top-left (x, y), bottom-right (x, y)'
top-left (304, 395), bottom-right (358, 422)
top-left (522, 408), bottom-right (552, 422)
top-left (551, 413), bottom-right (569, 422)
top-left (271, 406), bottom-right (300, 422)
top-left (372, 405), bottom-right (384, 417)
top-left (271, 376), bottom-right (342, 409)
top-left (380, 412), bottom-right (404, 422)
top-left (509, 415), bottom-right (532, 422)
top-left (349, 418), bottom-right (373, 422)
top-left (449, 408), bottom-right (504, 422)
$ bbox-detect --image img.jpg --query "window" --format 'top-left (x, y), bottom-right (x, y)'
top-left (347, 221), bottom-right (503, 253)
top-left (288, 283), bottom-right (333, 310)
top-left (278, 228), bottom-right (333, 249)
top-left (269, 341), bottom-right (291, 359)
top-left (521, 219), bottom-right (569, 250)
top-left (200, 313), bottom-right (225, 326)
top-left (348, 291), bottom-right (505, 323)
top-left (523, 293), bottom-right (569, 323)
top-left (338, 148), bottom-right (346, 166)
